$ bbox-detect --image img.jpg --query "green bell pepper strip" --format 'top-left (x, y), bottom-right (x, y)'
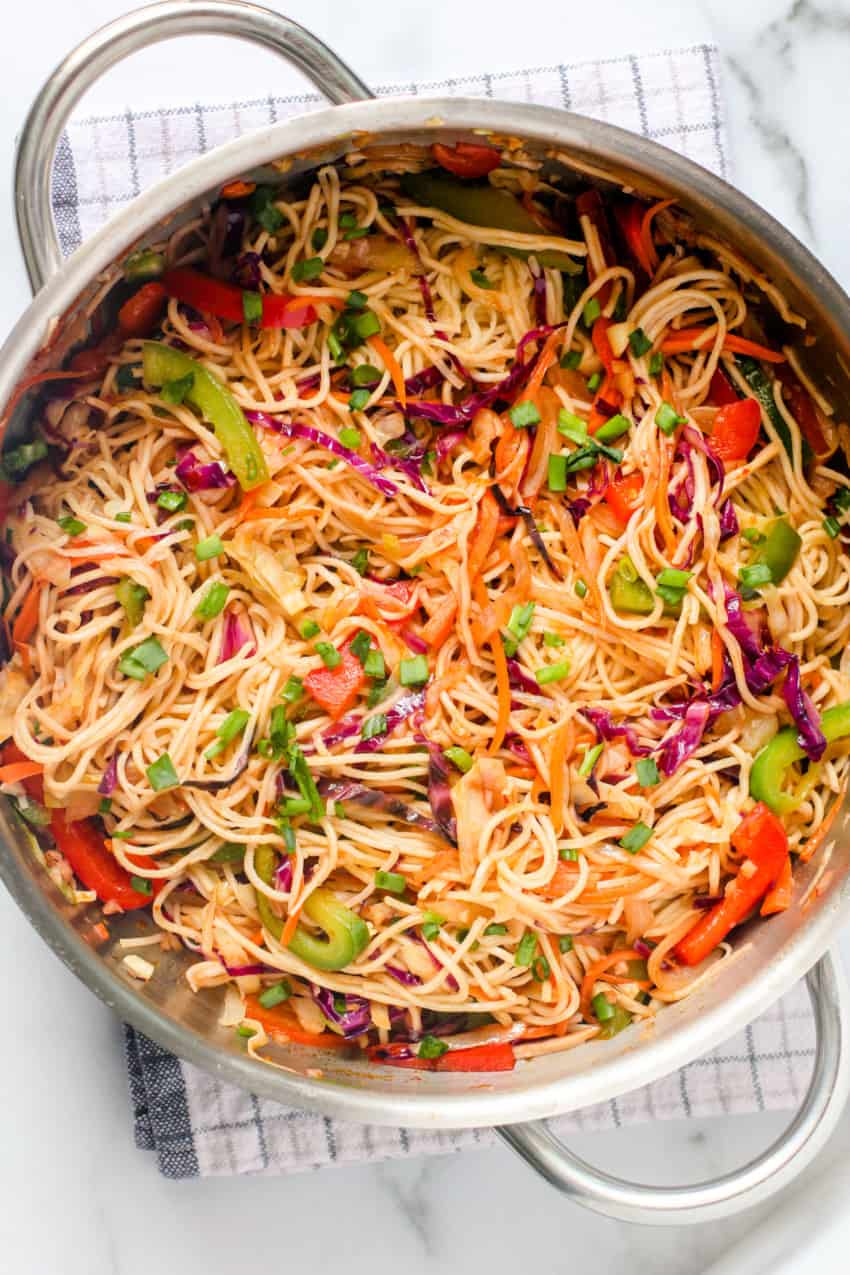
top-left (142, 342), bottom-right (269, 490)
top-left (608, 557), bottom-right (681, 616)
top-left (400, 172), bottom-right (582, 273)
top-left (735, 355), bottom-right (812, 467)
top-left (597, 1004), bottom-right (632, 1039)
top-left (750, 699), bottom-right (850, 814)
top-left (751, 516), bottom-right (802, 585)
top-left (254, 846), bottom-right (369, 971)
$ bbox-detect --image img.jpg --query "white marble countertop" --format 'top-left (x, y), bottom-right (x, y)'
top-left (2, 1), bottom-right (850, 1271)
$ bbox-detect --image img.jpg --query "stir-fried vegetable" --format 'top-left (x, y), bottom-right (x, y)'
top-left (254, 846), bottom-right (369, 971)
top-left (750, 699), bottom-right (850, 813)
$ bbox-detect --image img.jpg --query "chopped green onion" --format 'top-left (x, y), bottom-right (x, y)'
top-left (422, 912), bottom-right (445, 940)
top-left (349, 630), bottom-right (372, 665)
top-left (824, 516), bottom-right (841, 539)
top-left (124, 249), bottom-right (165, 281)
top-left (636, 757), bottom-right (660, 788)
top-left (583, 297), bottom-right (601, 326)
top-left (347, 390), bottom-right (370, 412)
top-left (242, 291), bottom-right (263, 324)
top-left (157, 489), bottom-right (188, 512)
top-left (129, 875), bottom-right (152, 896)
top-left (544, 631), bottom-right (566, 648)
top-left (364, 649), bottom-right (385, 679)
top-left (299, 619), bottom-right (320, 639)
top-left (656, 567), bottom-right (692, 588)
top-left (592, 992), bottom-right (616, 1022)
top-left (346, 290), bottom-right (368, 310)
top-left (98, 798), bottom-right (112, 814)
top-left (236, 1024), bottom-right (256, 1039)
top-left (118, 636), bottom-right (168, 681)
top-left (351, 549), bottom-right (369, 576)
top-left (742, 527), bottom-right (764, 544)
top-left (344, 226), bottom-right (370, 241)
top-left (327, 329), bottom-right (344, 361)
top-left (115, 512), bottom-right (133, 524)
top-left (315, 641), bottom-right (341, 669)
top-left (280, 796), bottom-right (311, 817)
top-left (351, 310), bottom-right (381, 340)
top-left (195, 534), bottom-right (224, 562)
top-left (535, 661), bottom-right (570, 685)
top-left (161, 372), bottom-right (195, 405)
top-left (367, 679), bottom-right (389, 708)
top-left (628, 328), bottom-right (653, 358)
top-left (204, 708), bottom-right (250, 759)
top-left (509, 400), bottom-right (541, 429)
top-left (362, 713), bottom-right (387, 740)
top-left (587, 371), bottom-right (601, 392)
top-left (574, 579), bottom-right (588, 599)
top-left (595, 413), bottom-right (630, 443)
top-left (560, 349), bottom-right (582, 370)
top-left (444, 745), bottom-right (474, 773)
top-left (340, 426), bottom-right (363, 451)
top-left (334, 802), bottom-right (346, 818)
top-left (116, 579), bottom-right (150, 628)
top-left (351, 363), bottom-right (381, 386)
top-left (655, 402), bottom-right (685, 435)
top-left (515, 931), bottom-right (538, 966)
top-left (57, 515), bottom-right (86, 536)
top-left (547, 453), bottom-right (567, 492)
top-left (282, 676), bottom-right (303, 703)
top-left (375, 869), bottom-right (406, 894)
top-left (418, 1035), bottom-right (448, 1060)
top-left (559, 934), bottom-right (574, 953)
top-left (116, 365), bottom-right (140, 393)
top-left (470, 268), bottom-right (494, 288)
top-left (258, 980), bottom-right (292, 1009)
top-left (833, 488), bottom-right (850, 513)
top-left (209, 842), bottom-right (246, 864)
top-left (557, 408), bottom-right (588, 444)
top-left (739, 562), bottom-right (773, 590)
top-left (339, 212), bottom-right (357, 230)
top-left (250, 186), bottom-right (284, 234)
top-left (507, 602), bottom-right (535, 645)
top-left (312, 227), bottom-right (328, 251)
top-left (620, 821), bottom-right (653, 854)
top-left (484, 923), bottom-right (508, 937)
top-left (399, 655), bottom-right (429, 687)
top-left (291, 256), bottom-right (324, 283)
top-left (578, 742), bottom-right (603, 778)
top-left (146, 753), bottom-right (180, 792)
top-left (559, 848), bottom-right (578, 861)
top-left (195, 582), bottom-right (229, 620)
top-left (649, 351), bottom-right (663, 376)
top-left (177, 518), bottom-right (195, 532)
top-left (532, 955), bottom-right (551, 982)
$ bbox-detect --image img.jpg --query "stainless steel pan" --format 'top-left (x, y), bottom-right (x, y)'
top-left (3, 0), bottom-right (850, 1225)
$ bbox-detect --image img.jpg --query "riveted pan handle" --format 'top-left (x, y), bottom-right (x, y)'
top-left (14, 0), bottom-right (374, 293)
top-left (498, 951), bottom-right (850, 1225)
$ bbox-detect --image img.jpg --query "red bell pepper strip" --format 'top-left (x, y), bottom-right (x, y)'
top-left (117, 281), bottom-right (168, 337)
top-left (773, 365), bottom-right (828, 456)
top-left (604, 471), bottom-right (644, 525)
top-left (303, 641), bottom-right (367, 720)
top-left (431, 141), bottom-right (501, 179)
top-left (591, 316), bottom-right (616, 376)
top-left (675, 803), bottom-right (789, 966)
top-left (162, 268), bottom-right (317, 330)
top-left (709, 397), bottom-right (762, 463)
top-left (707, 367), bottom-right (739, 406)
top-left (612, 199), bottom-right (653, 279)
top-left (49, 810), bottom-right (156, 911)
top-left (368, 1041), bottom-right (516, 1072)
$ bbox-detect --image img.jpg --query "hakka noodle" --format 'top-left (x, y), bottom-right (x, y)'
top-left (2, 139), bottom-right (850, 1072)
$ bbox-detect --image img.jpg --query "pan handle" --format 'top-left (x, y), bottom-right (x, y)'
top-left (14, 0), bottom-right (373, 293)
top-left (498, 951), bottom-right (850, 1225)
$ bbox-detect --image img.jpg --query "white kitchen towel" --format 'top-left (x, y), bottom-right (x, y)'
top-left (50, 42), bottom-right (812, 1182)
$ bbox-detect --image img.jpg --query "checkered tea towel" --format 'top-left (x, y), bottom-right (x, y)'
top-left (51, 42), bottom-right (815, 1180)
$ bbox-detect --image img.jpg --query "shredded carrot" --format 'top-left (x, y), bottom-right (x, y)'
top-left (548, 718), bottom-right (575, 836)
top-left (15, 641), bottom-right (31, 679)
top-left (580, 947), bottom-right (641, 1019)
top-left (422, 595), bottom-right (458, 648)
top-left (244, 996), bottom-right (348, 1049)
top-left (12, 578), bottom-right (44, 645)
top-left (0, 760), bottom-right (45, 784)
top-left (221, 179), bottom-right (256, 199)
top-left (537, 859), bottom-right (580, 900)
top-left (473, 577), bottom-right (510, 755)
top-left (799, 779), bottom-right (848, 862)
top-left (466, 489), bottom-right (501, 581)
top-left (640, 198), bottom-right (675, 274)
top-left (280, 900), bottom-right (304, 947)
top-left (237, 507), bottom-right (286, 524)
top-left (368, 334), bottom-right (407, 409)
top-left (761, 856), bottom-right (793, 916)
top-left (525, 327), bottom-right (563, 401)
top-left (711, 628), bottom-right (725, 693)
top-left (661, 328), bottom-right (785, 363)
top-left (654, 436), bottom-right (677, 555)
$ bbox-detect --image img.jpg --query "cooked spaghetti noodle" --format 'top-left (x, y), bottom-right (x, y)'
top-left (2, 140), bottom-right (849, 1069)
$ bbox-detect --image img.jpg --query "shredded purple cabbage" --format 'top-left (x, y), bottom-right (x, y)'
top-left (221, 960), bottom-right (276, 977)
top-left (783, 657), bottom-right (827, 760)
top-left (248, 412), bottom-right (400, 498)
top-left (423, 739), bottom-right (458, 844)
top-left (504, 733), bottom-right (533, 766)
top-left (355, 690), bottom-right (426, 754)
top-left (583, 708), bottom-right (653, 757)
top-left (435, 430), bottom-right (467, 462)
top-left (404, 365), bottom-right (444, 397)
top-left (316, 778), bottom-right (439, 835)
top-left (175, 449), bottom-right (235, 492)
top-left (682, 424), bottom-right (725, 503)
top-left (219, 610), bottom-right (254, 663)
top-left (718, 499), bottom-right (739, 541)
top-left (386, 965), bottom-right (422, 987)
top-left (233, 251), bottom-right (262, 289)
top-left (311, 985), bottom-right (372, 1037)
top-left (401, 629), bottom-right (428, 654)
top-left (656, 702), bottom-right (711, 776)
top-left (273, 856), bottom-right (293, 893)
top-left (507, 658), bottom-right (541, 696)
top-left (370, 442), bottom-right (429, 494)
top-left (65, 574), bottom-right (119, 596)
top-left (98, 754), bottom-right (118, 797)
top-left (409, 931), bottom-right (460, 991)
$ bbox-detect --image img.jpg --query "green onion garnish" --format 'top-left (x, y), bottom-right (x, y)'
top-left (352, 310), bottom-right (381, 340)
top-left (98, 798), bottom-right (112, 814)
top-left (57, 515), bottom-right (86, 536)
top-left (258, 980), bottom-right (292, 1009)
top-left (195, 582), bottom-right (229, 620)
top-left (362, 713), bottom-right (387, 740)
top-left (375, 869), bottom-right (406, 895)
top-left (116, 578), bottom-right (150, 628)
top-left (559, 934), bottom-right (574, 953)
top-left (242, 291), bottom-right (263, 324)
top-left (560, 349), bottom-right (582, 370)
top-left (738, 563), bottom-right (773, 590)
top-left (399, 655), bottom-right (429, 687)
top-left (361, 649), bottom-right (383, 679)
top-left (157, 489), bottom-right (188, 512)
top-left (204, 708), bottom-right (250, 759)
top-left (583, 297), bottom-right (601, 326)
top-left (532, 955), bottom-right (551, 982)
top-left (620, 821), bottom-right (653, 854)
top-left (347, 390), bottom-right (370, 413)
top-left (280, 796), bottom-right (311, 816)
top-left (535, 661), bottom-right (570, 685)
top-left (595, 413), bottom-right (630, 443)
top-left (656, 567), bottom-right (692, 589)
top-left (346, 290), bottom-right (368, 310)
top-left (628, 328), bottom-right (653, 358)
top-left (118, 636), bottom-right (168, 681)
top-left (299, 619), bottom-right (320, 639)
top-left (315, 641), bottom-right (341, 669)
top-left (592, 992), bottom-right (616, 1022)
top-left (444, 745), bottom-right (474, 773)
top-left (291, 257), bottom-right (324, 283)
top-left (195, 534), bottom-right (224, 562)
top-left (655, 402), bottom-right (685, 435)
top-left (649, 351), bottom-right (663, 376)
top-left (547, 453), bottom-right (567, 492)
top-left (209, 843), bottom-right (246, 864)
top-left (470, 268), bottom-right (494, 288)
top-left (351, 549), bottom-right (369, 576)
top-left (312, 227), bottom-right (328, 251)
top-left (339, 426), bottom-right (363, 449)
top-left (351, 363), bottom-right (381, 386)
top-left (418, 1035), bottom-right (448, 1060)
top-left (515, 931), bottom-right (538, 966)
top-left (282, 676), bottom-right (303, 703)
top-left (509, 400), bottom-right (541, 429)
top-left (129, 875), bottom-right (152, 896)
top-left (574, 579), bottom-right (588, 599)
top-left (422, 912), bottom-right (445, 940)
top-left (339, 212), bottom-right (357, 229)
top-left (559, 848), bottom-right (578, 861)
top-left (636, 758), bottom-right (660, 788)
top-left (349, 629), bottom-right (372, 665)
top-left (146, 753), bottom-right (180, 792)
top-left (824, 516), bottom-right (841, 539)
top-left (115, 512), bottom-right (133, 524)
top-left (484, 923), bottom-right (508, 937)
top-left (578, 742), bottom-right (603, 778)
top-left (557, 408), bottom-right (588, 444)
top-left (507, 601), bottom-right (535, 645)
top-left (587, 371), bottom-right (601, 392)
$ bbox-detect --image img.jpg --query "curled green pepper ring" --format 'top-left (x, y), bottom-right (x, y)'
top-left (750, 700), bottom-right (850, 814)
top-left (254, 845), bottom-right (370, 971)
